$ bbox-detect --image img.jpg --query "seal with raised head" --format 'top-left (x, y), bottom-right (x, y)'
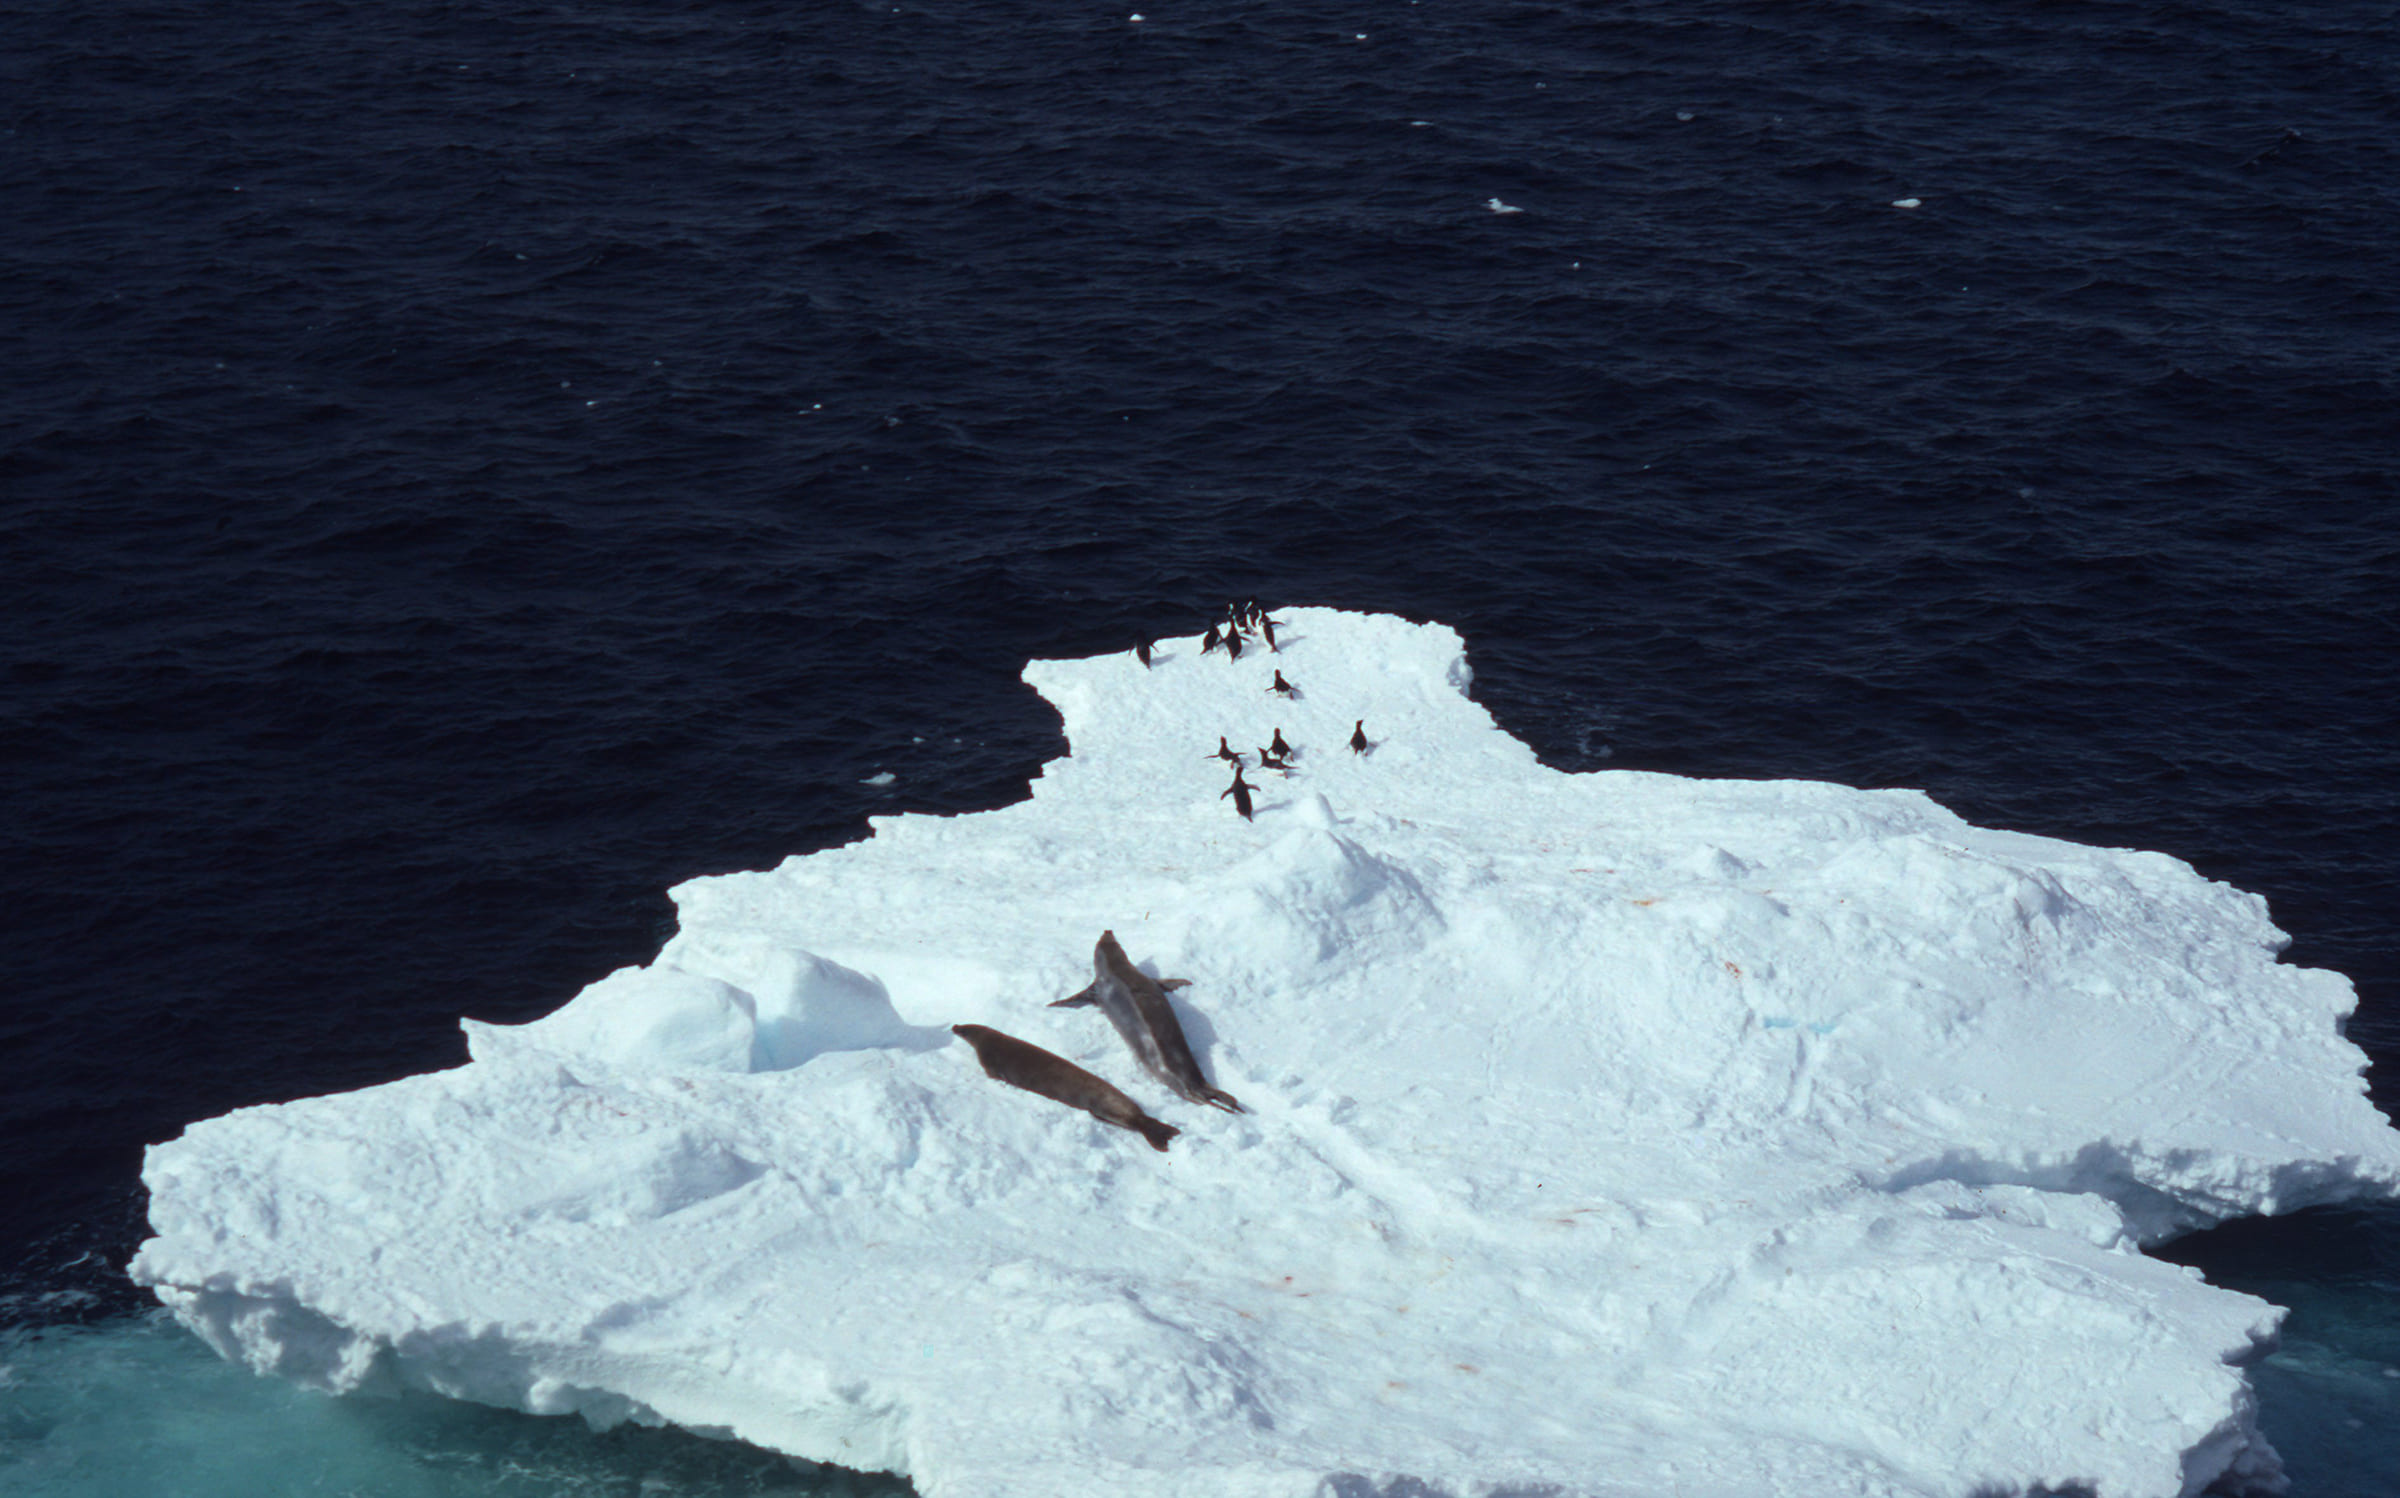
top-left (951, 1023), bottom-right (1179, 1151)
top-left (1051, 930), bottom-right (1245, 1114)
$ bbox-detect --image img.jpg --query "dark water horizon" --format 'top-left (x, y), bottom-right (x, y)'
top-left (5, 0), bottom-right (2396, 1491)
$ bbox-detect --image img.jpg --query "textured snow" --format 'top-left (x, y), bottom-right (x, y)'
top-left (133, 609), bottom-right (2400, 1498)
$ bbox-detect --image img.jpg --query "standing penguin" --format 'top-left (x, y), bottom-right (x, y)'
top-left (1350, 719), bottom-right (1369, 754)
top-left (1269, 727), bottom-right (1293, 760)
top-left (1222, 767), bottom-right (1256, 821)
top-left (1225, 630), bottom-right (1246, 662)
top-left (1135, 640), bottom-right (1152, 669)
top-left (1259, 613), bottom-right (1278, 651)
top-left (1268, 670), bottom-right (1296, 697)
top-left (1201, 623), bottom-right (1223, 655)
top-left (1207, 736), bottom-right (1243, 765)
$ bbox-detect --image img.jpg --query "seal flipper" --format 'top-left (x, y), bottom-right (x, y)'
top-left (1198, 1086), bottom-right (1245, 1115)
top-left (1133, 1116), bottom-right (1180, 1152)
top-left (1159, 977), bottom-right (1191, 991)
top-left (1050, 983), bottom-right (1099, 1009)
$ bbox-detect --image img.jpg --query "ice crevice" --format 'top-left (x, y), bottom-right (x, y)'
top-left (131, 609), bottom-right (2400, 1498)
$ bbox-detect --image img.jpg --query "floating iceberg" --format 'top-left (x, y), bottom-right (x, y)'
top-left (133, 609), bottom-right (2400, 1498)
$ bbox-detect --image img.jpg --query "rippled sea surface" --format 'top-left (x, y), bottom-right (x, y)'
top-left (5, 1), bottom-right (2395, 1492)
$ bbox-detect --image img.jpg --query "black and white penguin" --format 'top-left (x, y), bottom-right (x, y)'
top-left (1135, 640), bottom-right (1152, 669)
top-left (1222, 767), bottom-right (1256, 821)
top-left (1201, 623), bottom-right (1223, 655)
top-left (1350, 719), bottom-right (1369, 754)
top-left (1207, 736), bottom-right (1242, 765)
top-left (1256, 744), bottom-right (1290, 774)
top-left (1258, 613), bottom-right (1278, 651)
top-left (1268, 670), bottom-right (1296, 697)
top-left (1269, 727), bottom-right (1292, 760)
top-left (1225, 630), bottom-right (1245, 661)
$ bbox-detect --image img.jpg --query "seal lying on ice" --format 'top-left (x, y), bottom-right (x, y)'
top-left (951, 1024), bottom-right (1179, 1152)
top-left (1051, 931), bottom-right (1245, 1114)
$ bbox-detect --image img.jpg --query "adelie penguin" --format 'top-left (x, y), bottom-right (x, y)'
top-left (1269, 727), bottom-right (1293, 760)
top-left (1350, 719), bottom-right (1369, 754)
top-left (1134, 640), bottom-right (1152, 669)
top-left (1207, 736), bottom-right (1243, 766)
top-left (1201, 623), bottom-right (1223, 655)
top-left (1268, 670), bottom-right (1296, 697)
top-left (1224, 630), bottom-right (1246, 662)
top-left (1258, 613), bottom-right (1278, 651)
top-left (1222, 766), bottom-right (1256, 821)
top-left (1256, 744), bottom-right (1290, 774)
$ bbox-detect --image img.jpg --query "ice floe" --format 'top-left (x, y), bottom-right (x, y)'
top-left (134, 608), bottom-right (2400, 1498)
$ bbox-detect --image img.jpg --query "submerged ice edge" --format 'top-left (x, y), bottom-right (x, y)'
top-left (134, 610), bottom-right (2400, 1498)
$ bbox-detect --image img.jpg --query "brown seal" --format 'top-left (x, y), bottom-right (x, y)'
top-left (951, 1024), bottom-right (1179, 1152)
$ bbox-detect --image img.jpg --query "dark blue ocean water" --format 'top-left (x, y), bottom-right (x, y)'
top-left (5, 1), bottom-right (2396, 1492)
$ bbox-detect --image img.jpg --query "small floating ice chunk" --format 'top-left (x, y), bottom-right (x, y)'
top-left (1892, 197), bottom-right (1923, 208)
top-left (1486, 198), bottom-right (1524, 214)
top-left (1676, 110), bottom-right (1695, 122)
top-left (861, 771), bottom-right (896, 786)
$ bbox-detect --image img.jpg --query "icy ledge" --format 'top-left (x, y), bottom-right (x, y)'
top-left (134, 609), bottom-right (2400, 1498)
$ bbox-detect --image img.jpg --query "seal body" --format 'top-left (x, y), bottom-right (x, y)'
top-left (951, 1024), bottom-right (1179, 1151)
top-left (1051, 931), bottom-right (1245, 1114)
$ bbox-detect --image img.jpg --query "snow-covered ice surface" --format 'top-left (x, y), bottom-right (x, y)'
top-left (133, 610), bottom-right (2400, 1498)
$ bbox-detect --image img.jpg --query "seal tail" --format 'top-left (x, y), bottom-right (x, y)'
top-left (1136, 1116), bottom-right (1180, 1152)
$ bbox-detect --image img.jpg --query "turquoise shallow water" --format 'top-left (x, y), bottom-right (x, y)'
top-left (0, 1312), bottom-right (913, 1498)
top-left (2159, 1203), bottom-right (2400, 1498)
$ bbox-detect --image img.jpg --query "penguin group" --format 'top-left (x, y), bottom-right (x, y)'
top-left (1129, 603), bottom-right (1377, 824)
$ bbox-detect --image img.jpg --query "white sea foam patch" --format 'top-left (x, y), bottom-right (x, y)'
top-left (133, 609), bottom-right (2400, 1498)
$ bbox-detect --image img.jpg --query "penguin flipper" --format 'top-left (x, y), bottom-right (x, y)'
top-left (1049, 984), bottom-right (1099, 1009)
